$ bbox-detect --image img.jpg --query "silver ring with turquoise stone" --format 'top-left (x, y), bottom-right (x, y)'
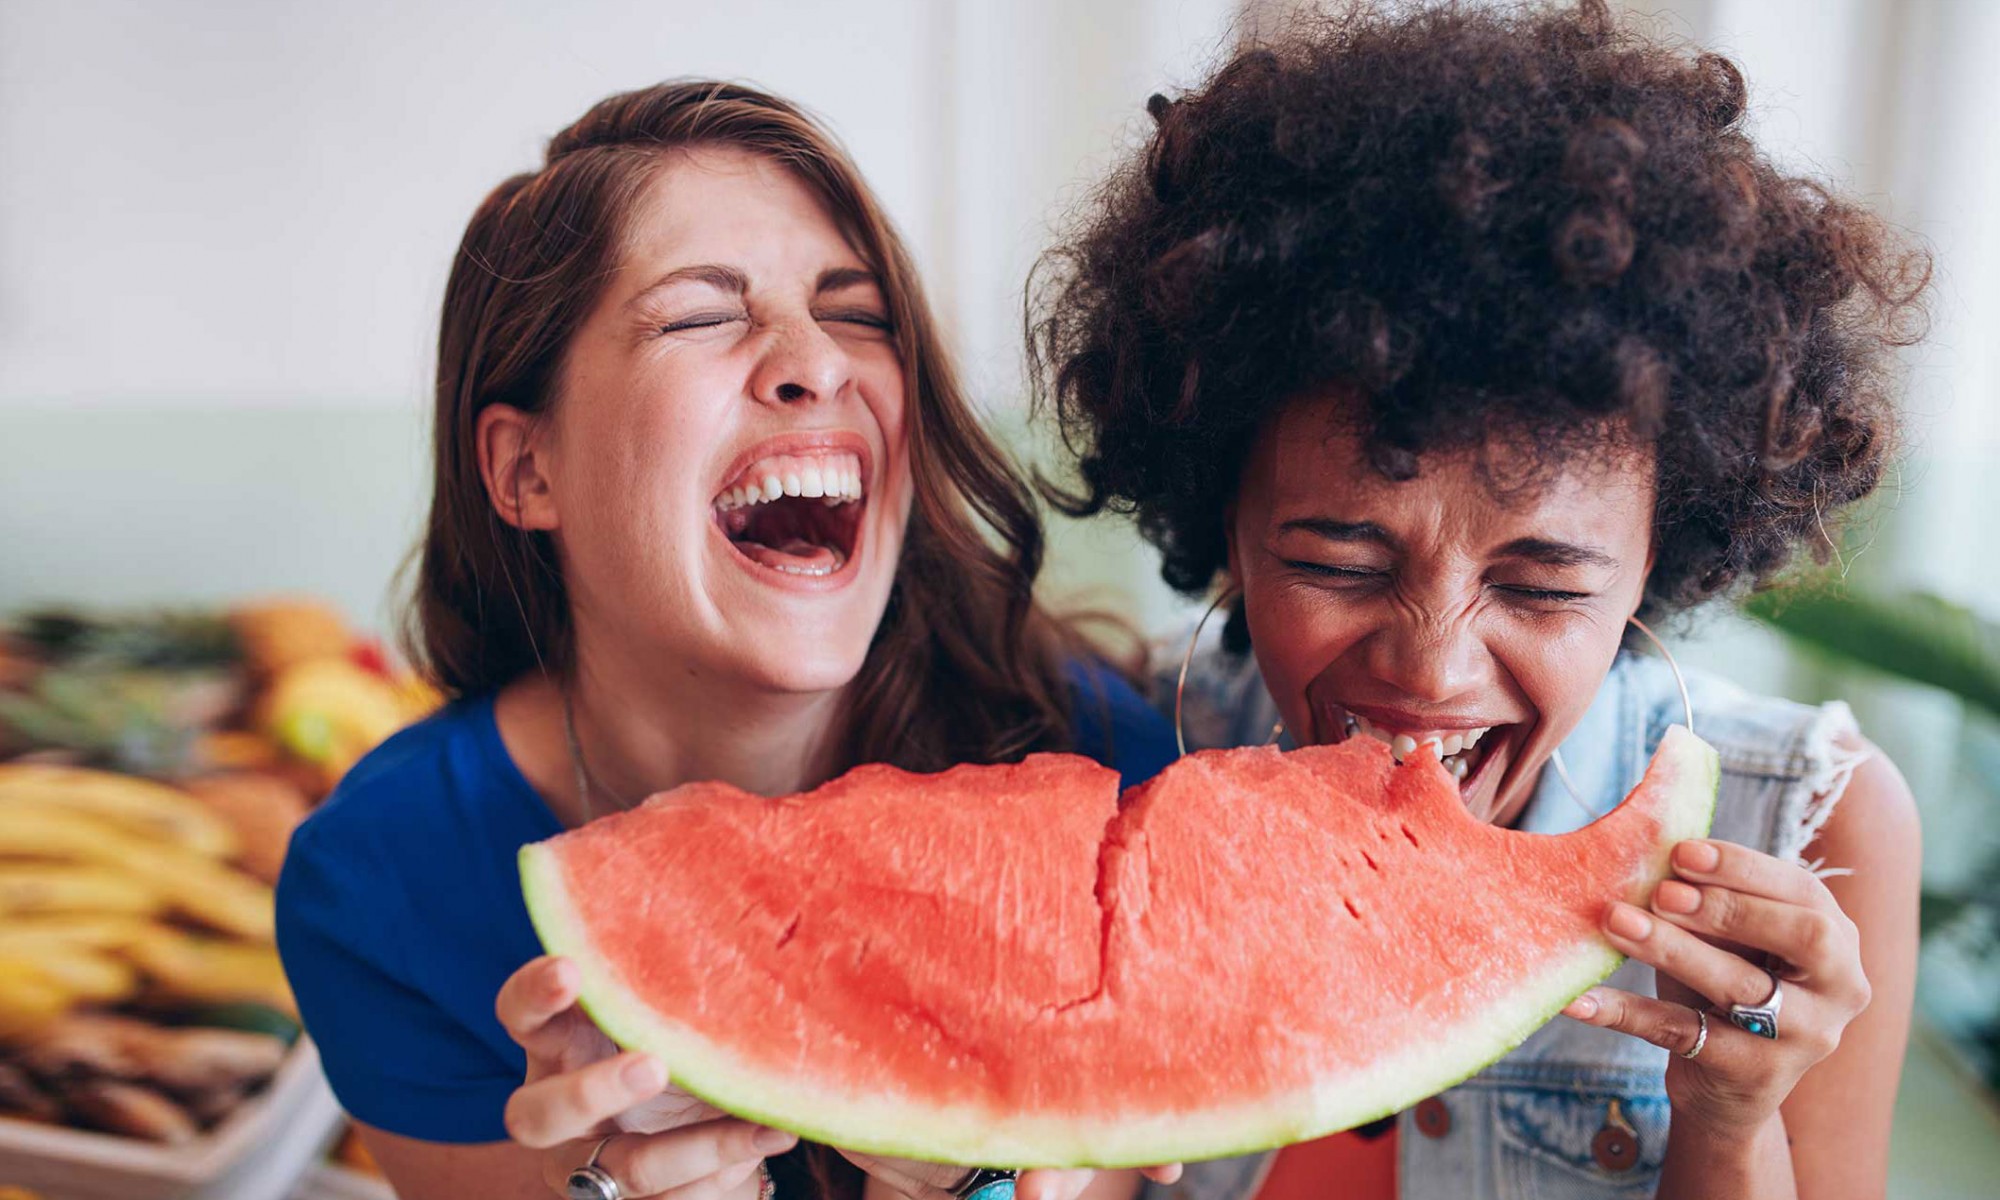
top-left (1727, 970), bottom-right (1783, 1039)
top-left (951, 1168), bottom-right (1019, 1199)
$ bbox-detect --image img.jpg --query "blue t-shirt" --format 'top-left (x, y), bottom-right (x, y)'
top-left (275, 663), bottom-right (1177, 1144)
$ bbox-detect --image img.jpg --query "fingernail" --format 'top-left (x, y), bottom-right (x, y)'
top-left (1564, 992), bottom-right (1599, 1019)
top-left (1653, 879), bottom-right (1701, 915)
top-left (1675, 840), bottom-right (1720, 873)
top-left (1606, 904), bottom-right (1653, 940)
top-left (623, 1055), bottom-right (666, 1093)
top-left (754, 1126), bottom-right (796, 1153)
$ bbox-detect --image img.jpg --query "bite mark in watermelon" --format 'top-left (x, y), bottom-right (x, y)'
top-left (520, 725), bottom-right (1717, 1167)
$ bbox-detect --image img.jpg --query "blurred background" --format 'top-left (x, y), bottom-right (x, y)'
top-left (1, 0), bottom-right (1995, 1197)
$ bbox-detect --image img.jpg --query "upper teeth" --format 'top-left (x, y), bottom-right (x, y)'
top-left (1344, 711), bottom-right (1491, 771)
top-left (715, 453), bottom-right (864, 510)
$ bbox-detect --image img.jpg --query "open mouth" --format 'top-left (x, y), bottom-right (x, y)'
top-left (713, 451), bottom-right (865, 580)
top-left (1342, 711), bottom-right (1495, 781)
top-left (1314, 698), bottom-right (1517, 812)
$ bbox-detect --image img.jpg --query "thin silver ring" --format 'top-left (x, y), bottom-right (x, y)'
top-left (1679, 1009), bottom-right (1709, 1060)
top-left (564, 1134), bottom-right (622, 1200)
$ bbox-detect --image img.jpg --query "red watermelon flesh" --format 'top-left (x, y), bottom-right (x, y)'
top-left (520, 725), bottom-right (1716, 1167)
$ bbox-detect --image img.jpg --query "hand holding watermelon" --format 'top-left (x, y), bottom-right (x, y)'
top-left (1563, 837), bottom-right (1874, 1147)
top-left (498, 956), bottom-right (1183, 1199)
top-left (499, 955), bottom-right (795, 1196)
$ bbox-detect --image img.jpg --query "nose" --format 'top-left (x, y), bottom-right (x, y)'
top-left (749, 317), bottom-right (851, 407)
top-left (1365, 610), bottom-right (1485, 706)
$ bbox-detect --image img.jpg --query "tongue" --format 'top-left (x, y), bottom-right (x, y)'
top-left (736, 536), bottom-right (845, 574)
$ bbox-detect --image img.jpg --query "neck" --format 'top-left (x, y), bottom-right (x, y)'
top-left (563, 632), bottom-right (850, 811)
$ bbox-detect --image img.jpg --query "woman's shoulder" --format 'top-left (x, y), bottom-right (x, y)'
top-left (280, 692), bottom-right (556, 925)
top-left (275, 693), bottom-right (550, 1143)
top-left (1619, 653), bottom-right (1878, 864)
top-left (291, 695), bottom-right (513, 855)
top-left (1626, 654), bottom-right (1856, 780)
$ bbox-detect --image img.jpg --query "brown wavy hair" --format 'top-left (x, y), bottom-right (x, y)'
top-left (406, 82), bottom-right (1085, 1194)
top-left (1033, 0), bottom-right (1929, 623)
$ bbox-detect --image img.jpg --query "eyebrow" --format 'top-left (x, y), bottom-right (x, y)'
top-left (626, 263), bottom-right (881, 310)
top-left (1491, 537), bottom-right (1621, 571)
top-left (815, 266), bottom-right (880, 294)
top-left (626, 264), bottom-right (748, 309)
top-left (1277, 520), bottom-right (1619, 571)
top-left (1277, 518), bottom-right (1396, 545)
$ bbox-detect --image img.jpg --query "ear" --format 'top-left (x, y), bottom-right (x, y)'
top-left (476, 404), bottom-right (560, 531)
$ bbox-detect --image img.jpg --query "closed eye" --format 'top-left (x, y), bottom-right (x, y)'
top-left (657, 311), bottom-right (744, 334)
top-left (818, 309), bottom-right (893, 332)
top-left (1494, 584), bottom-right (1591, 602)
top-left (1285, 561), bottom-right (1385, 582)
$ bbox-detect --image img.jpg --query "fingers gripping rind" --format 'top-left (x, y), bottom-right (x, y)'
top-left (498, 956), bottom-right (586, 1068)
top-left (1586, 989), bottom-right (1713, 1060)
top-left (506, 1052), bottom-right (659, 1147)
top-left (600, 1118), bottom-right (768, 1197)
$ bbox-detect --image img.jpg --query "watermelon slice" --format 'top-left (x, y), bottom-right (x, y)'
top-left (520, 725), bottom-right (1717, 1167)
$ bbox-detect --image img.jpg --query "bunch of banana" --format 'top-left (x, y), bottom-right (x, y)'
top-left (0, 764), bottom-right (240, 858)
top-left (0, 767), bottom-right (284, 1041)
top-left (0, 806), bottom-right (271, 939)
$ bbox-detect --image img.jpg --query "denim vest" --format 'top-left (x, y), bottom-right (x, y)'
top-left (1145, 641), bottom-right (1862, 1200)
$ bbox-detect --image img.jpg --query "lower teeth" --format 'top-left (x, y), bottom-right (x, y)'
top-left (766, 549), bottom-right (847, 577)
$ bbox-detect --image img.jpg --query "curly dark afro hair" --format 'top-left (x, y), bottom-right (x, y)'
top-left (1032, 0), bottom-right (1928, 618)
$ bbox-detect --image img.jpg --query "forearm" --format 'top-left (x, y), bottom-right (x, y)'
top-left (1655, 1112), bottom-right (1796, 1200)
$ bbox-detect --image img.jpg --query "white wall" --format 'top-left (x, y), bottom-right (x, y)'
top-left (0, 0), bottom-right (1236, 410)
top-left (0, 0), bottom-right (1237, 628)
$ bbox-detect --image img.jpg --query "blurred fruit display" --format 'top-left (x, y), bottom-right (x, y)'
top-left (0, 599), bottom-right (435, 1156)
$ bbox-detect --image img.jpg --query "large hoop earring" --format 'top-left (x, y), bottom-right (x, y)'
top-left (1549, 613), bottom-right (1696, 818)
top-left (1174, 589), bottom-right (1233, 757)
top-left (1173, 588), bottom-right (1285, 756)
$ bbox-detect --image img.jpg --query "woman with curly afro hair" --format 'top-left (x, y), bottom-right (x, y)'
top-left (1034, 2), bottom-right (1928, 1197)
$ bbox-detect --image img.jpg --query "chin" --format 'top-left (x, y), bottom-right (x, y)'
top-left (744, 644), bottom-right (872, 697)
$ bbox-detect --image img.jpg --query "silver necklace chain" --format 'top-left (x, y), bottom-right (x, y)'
top-left (561, 688), bottom-right (633, 820)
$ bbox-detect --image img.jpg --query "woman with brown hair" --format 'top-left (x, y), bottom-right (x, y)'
top-left (1036, 2), bottom-right (1926, 1197)
top-left (276, 82), bottom-right (1181, 1200)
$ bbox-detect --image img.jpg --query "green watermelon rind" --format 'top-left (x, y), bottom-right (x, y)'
top-left (518, 725), bottom-right (1718, 1168)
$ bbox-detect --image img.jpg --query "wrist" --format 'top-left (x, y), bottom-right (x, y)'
top-left (1659, 1110), bottom-right (1793, 1199)
top-left (1669, 1105), bottom-right (1782, 1155)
